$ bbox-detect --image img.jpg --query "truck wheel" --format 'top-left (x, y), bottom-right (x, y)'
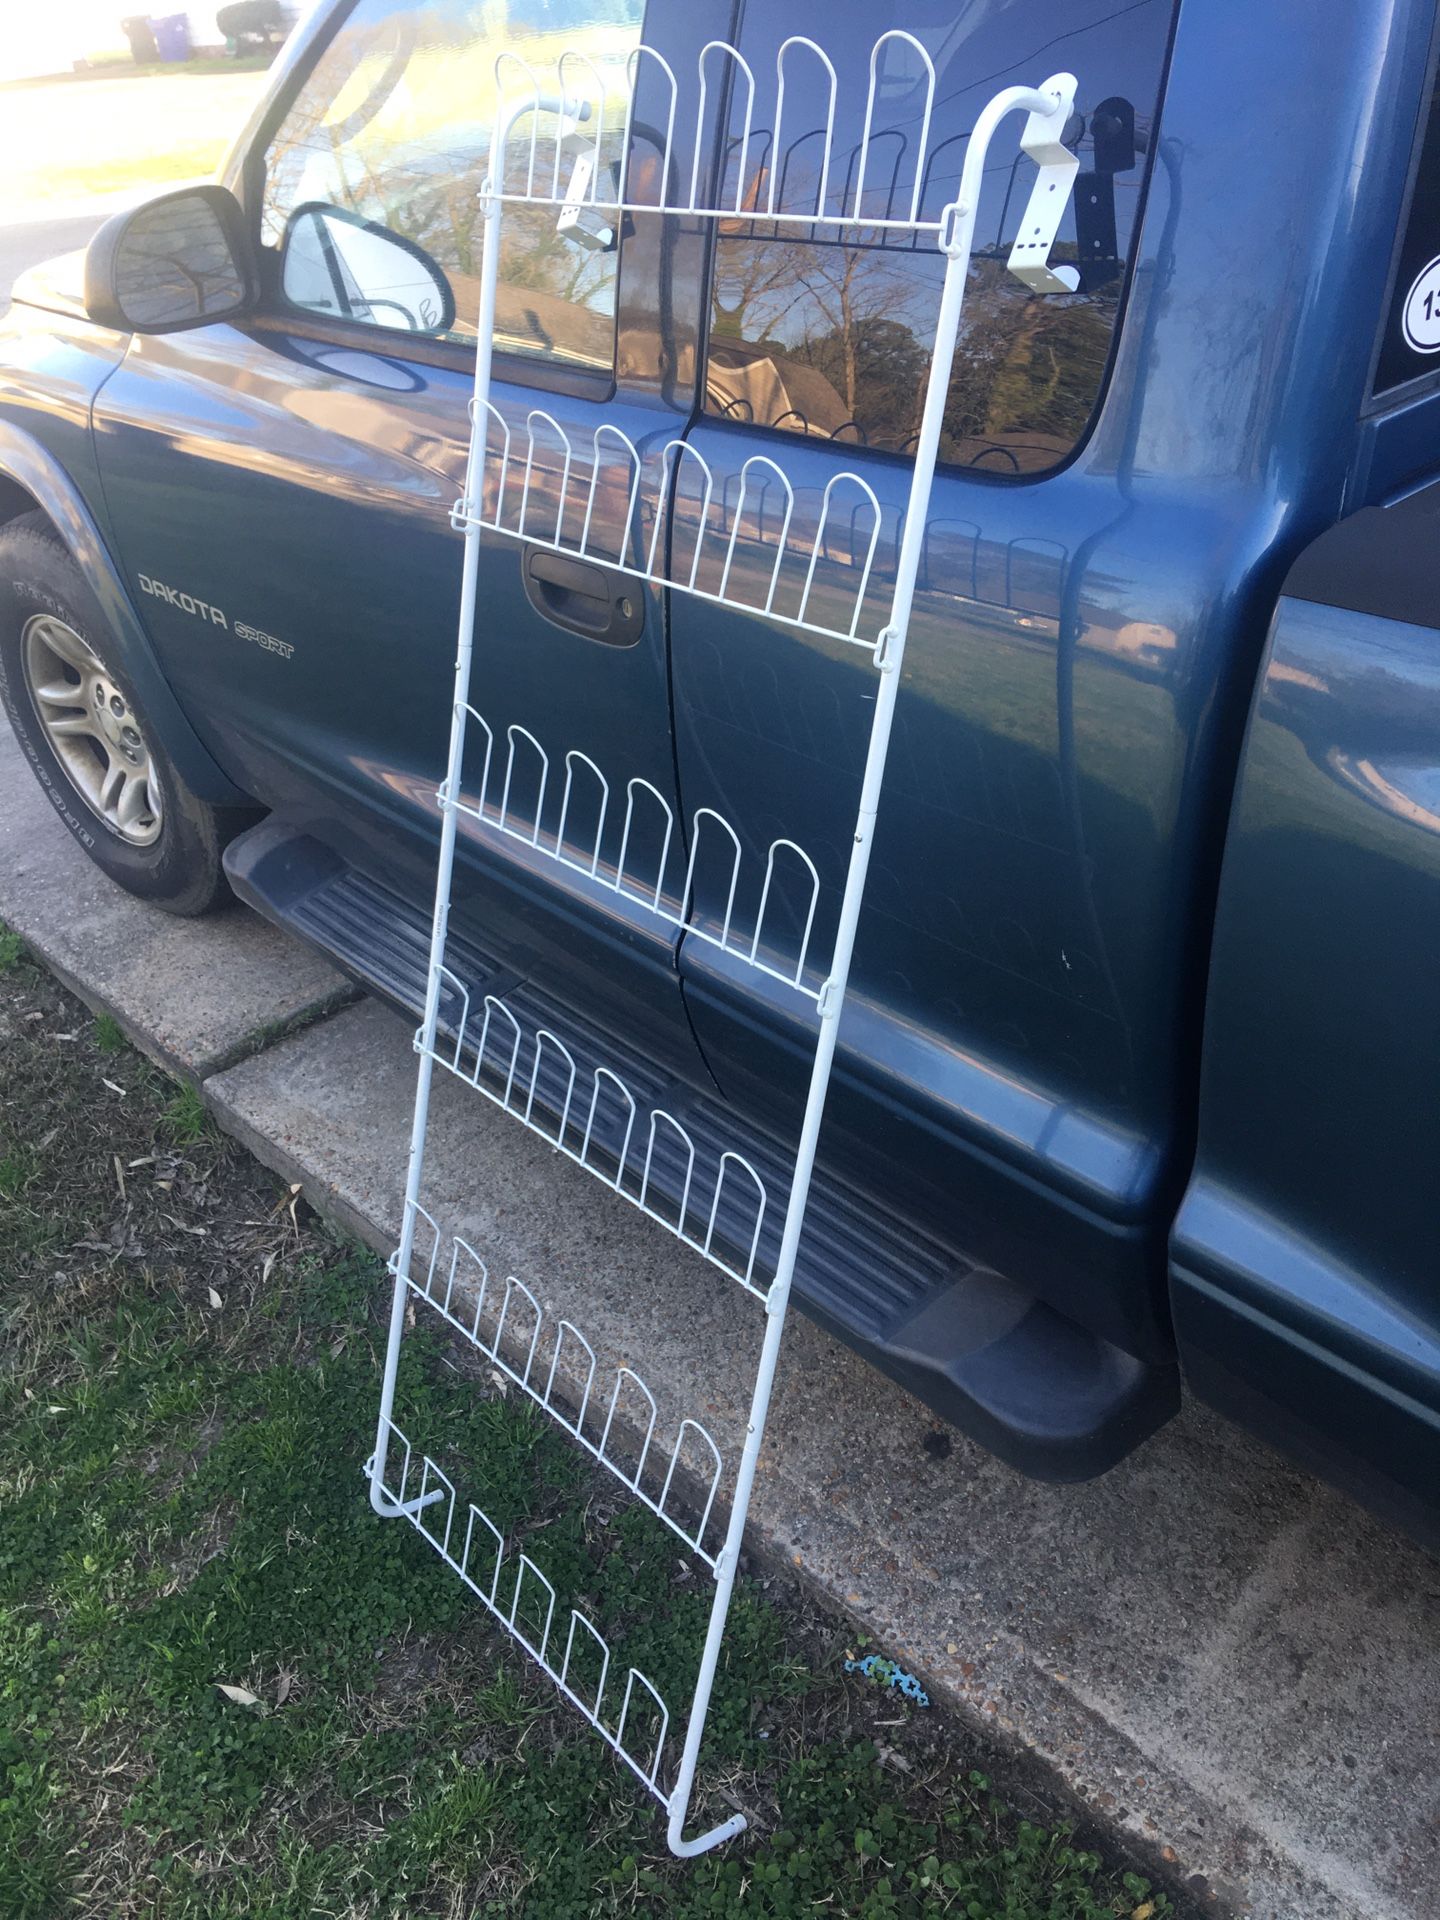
top-left (0, 512), bottom-right (252, 915)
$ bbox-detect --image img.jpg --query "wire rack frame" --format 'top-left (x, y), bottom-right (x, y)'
top-left (486, 27), bottom-right (1073, 256)
top-left (712, 99), bottom-right (1096, 263)
top-left (395, 1196), bottom-right (727, 1566)
top-left (368, 1414), bottom-right (675, 1802)
top-left (451, 33), bottom-right (1078, 651)
top-left (452, 412), bottom-right (890, 652)
top-left (369, 36), bottom-right (1081, 1860)
top-left (484, 35), bottom-right (935, 230)
top-left (440, 710), bottom-right (826, 997)
top-left (417, 968), bottom-right (771, 1299)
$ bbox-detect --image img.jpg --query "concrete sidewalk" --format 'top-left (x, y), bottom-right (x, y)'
top-left (3, 709), bottom-right (1438, 1920)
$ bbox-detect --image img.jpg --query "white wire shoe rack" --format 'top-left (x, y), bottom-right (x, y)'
top-left (365, 29), bottom-right (1080, 1858)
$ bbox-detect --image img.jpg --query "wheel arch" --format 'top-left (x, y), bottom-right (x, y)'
top-left (0, 421), bottom-right (251, 807)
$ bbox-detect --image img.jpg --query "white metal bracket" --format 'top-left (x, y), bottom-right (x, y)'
top-left (1006, 73), bottom-right (1081, 293)
top-left (557, 142), bottom-right (617, 252)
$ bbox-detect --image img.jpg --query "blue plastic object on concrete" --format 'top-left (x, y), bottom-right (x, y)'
top-left (150, 14), bottom-right (192, 60)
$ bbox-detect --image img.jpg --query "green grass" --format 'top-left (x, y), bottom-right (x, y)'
top-left (0, 948), bottom-right (1176, 1919)
top-left (92, 1013), bottom-right (127, 1055)
top-left (18, 139), bottom-right (237, 204)
top-left (157, 1081), bottom-right (214, 1148)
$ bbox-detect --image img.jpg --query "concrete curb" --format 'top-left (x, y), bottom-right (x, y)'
top-left (0, 724), bottom-right (357, 1076)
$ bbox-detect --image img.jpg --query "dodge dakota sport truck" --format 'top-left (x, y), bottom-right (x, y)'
top-left (3, 0), bottom-right (1439, 1551)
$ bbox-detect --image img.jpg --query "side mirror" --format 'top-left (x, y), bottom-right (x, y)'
top-left (84, 184), bottom-right (256, 334)
top-left (280, 203), bottom-right (456, 336)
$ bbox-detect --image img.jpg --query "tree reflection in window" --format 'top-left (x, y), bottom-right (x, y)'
top-left (703, 0), bottom-right (1173, 476)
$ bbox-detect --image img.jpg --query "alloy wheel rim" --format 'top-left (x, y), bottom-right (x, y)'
top-left (20, 614), bottom-right (163, 847)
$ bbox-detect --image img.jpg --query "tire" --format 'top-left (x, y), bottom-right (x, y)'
top-left (0, 511), bottom-right (254, 915)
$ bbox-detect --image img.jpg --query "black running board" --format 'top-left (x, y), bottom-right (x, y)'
top-left (225, 819), bottom-right (1178, 1479)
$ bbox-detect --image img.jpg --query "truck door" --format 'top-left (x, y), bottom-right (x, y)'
top-left (667, 0), bottom-right (1180, 1360)
top-left (89, 0), bottom-right (711, 1079)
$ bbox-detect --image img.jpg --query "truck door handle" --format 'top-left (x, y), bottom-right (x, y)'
top-left (522, 543), bottom-right (644, 646)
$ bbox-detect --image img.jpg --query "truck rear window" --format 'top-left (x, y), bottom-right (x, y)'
top-left (1374, 59), bottom-right (1440, 396)
top-left (703, 0), bottom-right (1175, 477)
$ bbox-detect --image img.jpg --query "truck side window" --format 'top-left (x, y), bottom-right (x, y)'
top-left (704, 0), bottom-right (1174, 475)
top-left (260, 0), bottom-right (643, 369)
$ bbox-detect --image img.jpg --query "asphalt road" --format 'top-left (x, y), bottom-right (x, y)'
top-left (0, 211), bottom-right (105, 309)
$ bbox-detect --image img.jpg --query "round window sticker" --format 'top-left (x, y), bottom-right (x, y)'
top-left (1402, 254), bottom-right (1440, 354)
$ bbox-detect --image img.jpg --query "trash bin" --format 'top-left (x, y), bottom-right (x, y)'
top-left (120, 15), bottom-right (160, 62)
top-left (216, 1), bottom-right (286, 55)
top-left (150, 13), bottom-right (192, 60)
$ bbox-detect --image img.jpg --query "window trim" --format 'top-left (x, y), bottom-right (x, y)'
top-left (231, 0), bottom-right (629, 401)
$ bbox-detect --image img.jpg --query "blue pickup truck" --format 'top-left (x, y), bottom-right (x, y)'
top-left (3, 0), bottom-right (1439, 1551)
